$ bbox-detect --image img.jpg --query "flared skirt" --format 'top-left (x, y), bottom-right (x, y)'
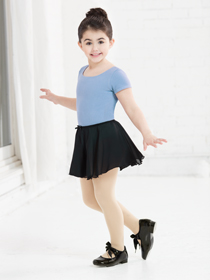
top-left (69, 119), bottom-right (145, 180)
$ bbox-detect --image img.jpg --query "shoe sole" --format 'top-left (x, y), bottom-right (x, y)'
top-left (142, 221), bottom-right (157, 260)
top-left (148, 220), bottom-right (157, 233)
top-left (152, 221), bottom-right (157, 233)
top-left (94, 258), bottom-right (128, 267)
top-left (105, 259), bottom-right (128, 267)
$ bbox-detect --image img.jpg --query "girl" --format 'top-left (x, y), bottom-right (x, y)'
top-left (40, 7), bottom-right (167, 267)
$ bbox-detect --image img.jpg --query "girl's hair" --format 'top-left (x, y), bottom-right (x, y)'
top-left (78, 8), bottom-right (113, 43)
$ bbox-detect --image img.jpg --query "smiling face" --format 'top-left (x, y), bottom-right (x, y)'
top-left (78, 29), bottom-right (115, 65)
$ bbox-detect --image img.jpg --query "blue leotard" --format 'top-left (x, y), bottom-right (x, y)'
top-left (76, 65), bottom-right (132, 126)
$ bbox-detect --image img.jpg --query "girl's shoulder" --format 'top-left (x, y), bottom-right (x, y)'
top-left (78, 65), bottom-right (88, 75)
top-left (110, 66), bottom-right (130, 80)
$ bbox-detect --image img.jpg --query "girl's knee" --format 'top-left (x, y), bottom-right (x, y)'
top-left (82, 196), bottom-right (96, 208)
top-left (82, 196), bottom-right (102, 211)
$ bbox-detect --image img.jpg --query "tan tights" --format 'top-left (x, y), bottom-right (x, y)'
top-left (80, 167), bottom-right (141, 257)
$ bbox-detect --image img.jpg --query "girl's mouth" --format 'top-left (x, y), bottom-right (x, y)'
top-left (91, 53), bottom-right (101, 57)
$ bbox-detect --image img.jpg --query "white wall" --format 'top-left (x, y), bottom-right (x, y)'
top-left (62, 0), bottom-right (210, 177)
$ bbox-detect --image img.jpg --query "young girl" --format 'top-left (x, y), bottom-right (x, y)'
top-left (40, 7), bottom-right (167, 267)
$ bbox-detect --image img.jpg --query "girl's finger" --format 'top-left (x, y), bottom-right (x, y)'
top-left (154, 139), bottom-right (167, 144)
top-left (155, 140), bottom-right (163, 144)
top-left (159, 138), bottom-right (167, 142)
top-left (150, 143), bottom-right (157, 148)
top-left (40, 88), bottom-right (50, 93)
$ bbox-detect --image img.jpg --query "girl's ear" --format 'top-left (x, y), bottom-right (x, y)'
top-left (109, 38), bottom-right (115, 48)
top-left (78, 41), bottom-right (82, 50)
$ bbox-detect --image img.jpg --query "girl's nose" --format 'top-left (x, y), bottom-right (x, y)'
top-left (92, 49), bottom-right (99, 52)
top-left (92, 45), bottom-right (99, 52)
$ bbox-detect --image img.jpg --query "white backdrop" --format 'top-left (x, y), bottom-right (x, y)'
top-left (9, 0), bottom-right (70, 188)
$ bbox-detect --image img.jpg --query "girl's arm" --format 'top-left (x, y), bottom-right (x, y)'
top-left (116, 88), bottom-right (167, 151)
top-left (39, 88), bottom-right (77, 111)
top-left (129, 106), bottom-right (152, 138)
top-left (116, 87), bottom-right (151, 137)
top-left (56, 96), bottom-right (77, 111)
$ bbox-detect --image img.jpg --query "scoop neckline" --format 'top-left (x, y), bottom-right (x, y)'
top-left (82, 65), bottom-right (116, 77)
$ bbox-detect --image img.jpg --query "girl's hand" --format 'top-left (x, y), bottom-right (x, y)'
top-left (39, 88), bottom-right (58, 104)
top-left (143, 132), bottom-right (167, 151)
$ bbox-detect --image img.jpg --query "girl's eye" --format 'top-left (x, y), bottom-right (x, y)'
top-left (86, 41), bottom-right (104, 45)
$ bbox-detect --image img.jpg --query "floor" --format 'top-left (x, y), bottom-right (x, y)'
top-left (0, 174), bottom-right (210, 280)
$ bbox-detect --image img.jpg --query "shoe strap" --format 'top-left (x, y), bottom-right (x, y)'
top-left (130, 233), bottom-right (139, 253)
top-left (105, 241), bottom-right (121, 258)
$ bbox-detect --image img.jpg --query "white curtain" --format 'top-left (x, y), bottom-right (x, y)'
top-left (9, 0), bottom-right (69, 188)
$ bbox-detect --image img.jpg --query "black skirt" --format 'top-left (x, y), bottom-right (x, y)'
top-left (69, 119), bottom-right (145, 180)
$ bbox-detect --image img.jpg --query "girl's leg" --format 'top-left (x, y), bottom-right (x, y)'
top-left (80, 175), bottom-right (140, 237)
top-left (91, 167), bottom-right (124, 258)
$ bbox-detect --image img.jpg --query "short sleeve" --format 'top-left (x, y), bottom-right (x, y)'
top-left (78, 66), bottom-right (84, 78)
top-left (110, 68), bottom-right (132, 94)
top-left (78, 65), bottom-right (88, 79)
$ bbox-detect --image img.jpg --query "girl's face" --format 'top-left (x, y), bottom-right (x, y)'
top-left (78, 29), bottom-right (114, 63)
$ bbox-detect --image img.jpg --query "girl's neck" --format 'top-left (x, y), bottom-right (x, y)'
top-left (87, 59), bottom-right (114, 71)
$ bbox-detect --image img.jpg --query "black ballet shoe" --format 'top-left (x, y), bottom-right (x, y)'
top-left (93, 241), bottom-right (128, 267)
top-left (130, 219), bottom-right (157, 260)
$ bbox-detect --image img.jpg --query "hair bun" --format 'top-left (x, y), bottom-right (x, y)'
top-left (86, 8), bottom-right (108, 19)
